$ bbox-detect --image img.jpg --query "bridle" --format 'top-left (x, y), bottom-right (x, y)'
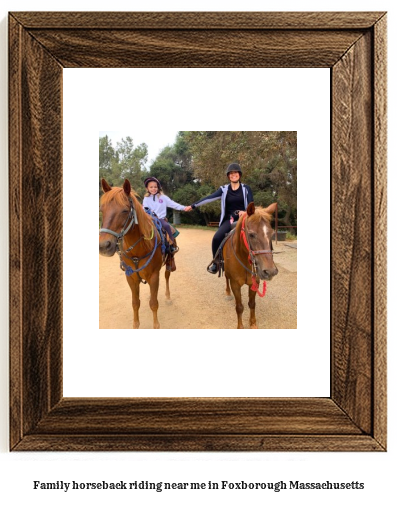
top-left (230, 213), bottom-right (275, 297)
top-left (240, 213), bottom-right (274, 263)
top-left (99, 196), bottom-right (137, 242)
top-left (99, 196), bottom-right (159, 280)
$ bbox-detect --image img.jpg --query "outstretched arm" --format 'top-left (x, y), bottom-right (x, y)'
top-left (191, 187), bottom-right (223, 209)
top-left (163, 195), bottom-right (188, 211)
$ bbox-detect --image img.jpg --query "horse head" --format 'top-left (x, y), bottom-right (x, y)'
top-left (245, 202), bottom-right (279, 281)
top-left (99, 178), bottom-right (135, 257)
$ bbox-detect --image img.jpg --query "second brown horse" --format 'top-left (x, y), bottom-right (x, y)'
top-left (223, 202), bottom-right (278, 329)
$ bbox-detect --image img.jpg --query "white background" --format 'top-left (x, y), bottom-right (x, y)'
top-left (63, 67), bottom-right (330, 398)
top-left (1, 1), bottom-right (395, 507)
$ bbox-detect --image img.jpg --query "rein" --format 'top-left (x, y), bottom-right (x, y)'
top-left (99, 197), bottom-right (160, 282)
top-left (230, 229), bottom-right (255, 276)
top-left (120, 231), bottom-right (159, 278)
top-left (235, 213), bottom-right (275, 298)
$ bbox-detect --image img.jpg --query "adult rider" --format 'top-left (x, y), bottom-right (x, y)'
top-left (188, 163), bottom-right (254, 274)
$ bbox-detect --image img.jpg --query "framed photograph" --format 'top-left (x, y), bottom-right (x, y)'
top-left (97, 128), bottom-right (299, 332)
top-left (97, 129), bottom-right (298, 332)
top-left (9, 11), bottom-right (387, 451)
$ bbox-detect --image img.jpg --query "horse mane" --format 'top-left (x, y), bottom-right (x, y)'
top-left (234, 206), bottom-right (273, 237)
top-left (246, 206), bottom-right (273, 225)
top-left (100, 187), bottom-right (155, 241)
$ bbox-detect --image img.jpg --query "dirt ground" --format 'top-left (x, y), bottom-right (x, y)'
top-left (99, 228), bottom-right (297, 329)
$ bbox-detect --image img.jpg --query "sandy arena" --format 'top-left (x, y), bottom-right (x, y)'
top-left (99, 228), bottom-right (297, 329)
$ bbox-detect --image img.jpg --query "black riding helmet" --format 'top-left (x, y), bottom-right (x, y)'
top-left (144, 176), bottom-right (162, 191)
top-left (226, 163), bottom-right (242, 177)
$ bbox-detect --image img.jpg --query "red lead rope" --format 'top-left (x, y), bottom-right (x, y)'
top-left (240, 214), bottom-right (267, 298)
top-left (251, 276), bottom-right (267, 297)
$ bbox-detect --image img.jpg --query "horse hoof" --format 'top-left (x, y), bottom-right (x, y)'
top-left (225, 295), bottom-right (233, 301)
top-left (250, 324), bottom-right (258, 329)
top-left (165, 299), bottom-right (173, 306)
top-left (154, 323), bottom-right (160, 329)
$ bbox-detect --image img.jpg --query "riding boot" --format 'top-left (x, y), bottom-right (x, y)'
top-left (207, 261), bottom-right (219, 274)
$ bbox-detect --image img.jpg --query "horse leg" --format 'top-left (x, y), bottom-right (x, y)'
top-left (225, 276), bottom-right (233, 301)
top-left (148, 272), bottom-right (160, 329)
top-left (225, 276), bottom-right (231, 297)
top-left (126, 276), bottom-right (140, 329)
top-left (248, 286), bottom-right (258, 329)
top-left (230, 279), bottom-right (244, 329)
top-left (164, 270), bottom-right (171, 300)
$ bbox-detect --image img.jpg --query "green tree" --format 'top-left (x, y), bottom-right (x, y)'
top-left (187, 183), bottom-right (221, 226)
top-left (171, 183), bottom-right (206, 224)
top-left (99, 135), bottom-right (118, 195)
top-left (182, 131), bottom-right (297, 227)
top-left (149, 134), bottom-right (194, 195)
top-left (99, 131), bottom-right (297, 229)
top-left (115, 137), bottom-right (148, 196)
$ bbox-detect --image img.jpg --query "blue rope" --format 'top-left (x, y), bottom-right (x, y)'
top-left (122, 231), bottom-right (159, 276)
top-left (121, 210), bottom-right (167, 277)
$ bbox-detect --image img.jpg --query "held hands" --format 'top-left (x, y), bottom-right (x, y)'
top-left (184, 206), bottom-right (192, 212)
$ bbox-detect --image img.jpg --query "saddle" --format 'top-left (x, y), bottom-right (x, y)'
top-left (144, 208), bottom-right (179, 272)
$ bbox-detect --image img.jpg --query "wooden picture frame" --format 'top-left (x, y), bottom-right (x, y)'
top-left (9, 11), bottom-right (387, 451)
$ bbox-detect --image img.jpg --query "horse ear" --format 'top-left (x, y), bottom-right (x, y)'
top-left (247, 202), bottom-right (255, 216)
top-left (101, 178), bottom-right (112, 193)
top-left (264, 203), bottom-right (278, 215)
top-left (123, 179), bottom-right (131, 196)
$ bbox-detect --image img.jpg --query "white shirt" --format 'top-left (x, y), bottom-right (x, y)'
top-left (142, 193), bottom-right (185, 219)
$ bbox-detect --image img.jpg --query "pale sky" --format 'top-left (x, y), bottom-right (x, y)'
top-left (99, 130), bottom-right (179, 168)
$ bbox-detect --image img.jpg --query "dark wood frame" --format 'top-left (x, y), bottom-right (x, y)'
top-left (9, 12), bottom-right (387, 451)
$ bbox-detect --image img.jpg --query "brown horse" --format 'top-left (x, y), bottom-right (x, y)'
top-left (99, 178), bottom-right (171, 329)
top-left (223, 202), bottom-right (278, 329)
